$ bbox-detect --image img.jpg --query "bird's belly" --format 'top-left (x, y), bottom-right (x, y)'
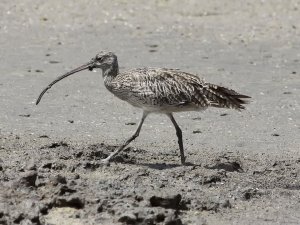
top-left (124, 97), bottom-right (207, 113)
top-left (141, 104), bottom-right (207, 113)
top-left (110, 90), bottom-right (207, 113)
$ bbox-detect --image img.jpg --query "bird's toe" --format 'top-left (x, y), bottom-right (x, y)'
top-left (100, 158), bottom-right (111, 166)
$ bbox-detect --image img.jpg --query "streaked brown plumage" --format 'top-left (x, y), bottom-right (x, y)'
top-left (36, 51), bottom-right (250, 165)
top-left (108, 67), bottom-right (248, 112)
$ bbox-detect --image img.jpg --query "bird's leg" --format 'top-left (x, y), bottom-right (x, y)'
top-left (101, 111), bottom-right (149, 165)
top-left (167, 113), bottom-right (186, 165)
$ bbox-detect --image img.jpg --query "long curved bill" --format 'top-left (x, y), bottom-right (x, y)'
top-left (36, 61), bottom-right (95, 105)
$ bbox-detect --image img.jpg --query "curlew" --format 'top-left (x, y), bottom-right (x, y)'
top-left (36, 51), bottom-right (250, 165)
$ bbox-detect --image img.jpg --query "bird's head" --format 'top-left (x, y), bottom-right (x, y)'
top-left (35, 51), bottom-right (118, 105)
top-left (88, 51), bottom-right (118, 71)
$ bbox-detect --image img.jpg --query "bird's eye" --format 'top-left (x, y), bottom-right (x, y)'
top-left (97, 56), bottom-right (103, 61)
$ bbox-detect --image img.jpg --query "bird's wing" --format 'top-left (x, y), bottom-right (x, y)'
top-left (113, 68), bottom-right (210, 107)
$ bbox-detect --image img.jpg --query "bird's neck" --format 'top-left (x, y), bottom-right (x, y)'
top-left (103, 60), bottom-right (119, 84)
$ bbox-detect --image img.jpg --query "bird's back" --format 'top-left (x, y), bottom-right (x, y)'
top-left (105, 68), bottom-right (250, 113)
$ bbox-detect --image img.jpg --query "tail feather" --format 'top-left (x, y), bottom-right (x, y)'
top-left (206, 84), bottom-right (251, 110)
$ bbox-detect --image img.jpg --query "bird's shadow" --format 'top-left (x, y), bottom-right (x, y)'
top-left (135, 161), bottom-right (198, 170)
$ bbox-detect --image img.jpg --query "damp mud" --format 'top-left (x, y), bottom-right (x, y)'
top-left (1, 137), bottom-right (300, 224)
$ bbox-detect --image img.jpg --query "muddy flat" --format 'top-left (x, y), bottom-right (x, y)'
top-left (0, 1), bottom-right (300, 224)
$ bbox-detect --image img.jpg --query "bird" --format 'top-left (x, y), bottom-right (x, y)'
top-left (36, 51), bottom-right (250, 165)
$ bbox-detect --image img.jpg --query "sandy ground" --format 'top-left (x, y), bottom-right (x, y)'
top-left (0, 0), bottom-right (300, 224)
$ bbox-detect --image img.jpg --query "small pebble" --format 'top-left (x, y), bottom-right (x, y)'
top-left (193, 130), bottom-right (202, 134)
top-left (125, 122), bottom-right (136, 125)
top-left (19, 114), bottom-right (30, 117)
top-left (49, 60), bottom-right (60, 64)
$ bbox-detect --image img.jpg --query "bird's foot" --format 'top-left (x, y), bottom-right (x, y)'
top-left (181, 156), bottom-right (187, 165)
top-left (100, 158), bottom-right (111, 166)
